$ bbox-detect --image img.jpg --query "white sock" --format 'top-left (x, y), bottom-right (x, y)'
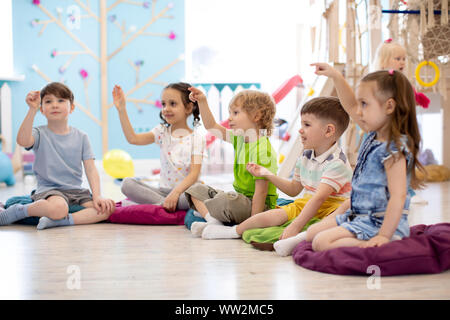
top-left (201, 224), bottom-right (240, 240)
top-left (205, 213), bottom-right (223, 225)
top-left (191, 221), bottom-right (207, 237)
top-left (273, 231), bottom-right (307, 257)
top-left (192, 210), bottom-right (203, 218)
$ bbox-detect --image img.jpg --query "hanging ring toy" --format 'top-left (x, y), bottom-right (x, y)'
top-left (415, 61), bottom-right (440, 87)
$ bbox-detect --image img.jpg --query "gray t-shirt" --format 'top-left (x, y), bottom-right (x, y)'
top-left (26, 126), bottom-right (95, 194)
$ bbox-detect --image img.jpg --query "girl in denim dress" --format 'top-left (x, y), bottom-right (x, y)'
top-left (305, 63), bottom-right (424, 251)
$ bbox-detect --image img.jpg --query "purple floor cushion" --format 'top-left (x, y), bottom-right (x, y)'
top-left (292, 223), bottom-right (450, 276)
top-left (108, 202), bottom-right (186, 225)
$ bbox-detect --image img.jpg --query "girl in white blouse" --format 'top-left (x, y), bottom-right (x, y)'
top-left (113, 82), bottom-right (206, 212)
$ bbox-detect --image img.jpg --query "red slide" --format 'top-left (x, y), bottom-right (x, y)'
top-left (206, 75), bottom-right (303, 147)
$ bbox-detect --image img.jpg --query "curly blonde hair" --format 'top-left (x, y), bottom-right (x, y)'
top-left (229, 90), bottom-right (276, 136)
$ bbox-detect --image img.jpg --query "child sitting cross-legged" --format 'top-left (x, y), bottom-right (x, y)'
top-left (0, 82), bottom-right (115, 229)
top-left (186, 87), bottom-right (279, 237)
top-left (200, 97), bottom-right (353, 257)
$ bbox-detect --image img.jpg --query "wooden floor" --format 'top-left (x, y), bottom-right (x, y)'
top-left (1, 162), bottom-right (449, 300)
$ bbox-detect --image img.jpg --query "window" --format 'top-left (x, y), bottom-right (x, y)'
top-left (185, 0), bottom-right (312, 121)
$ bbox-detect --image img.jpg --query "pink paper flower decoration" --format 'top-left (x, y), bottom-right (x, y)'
top-left (31, 19), bottom-right (39, 27)
top-left (79, 69), bottom-right (89, 79)
top-left (50, 49), bottom-right (57, 58)
top-left (58, 66), bottom-right (66, 74)
top-left (155, 100), bottom-right (162, 108)
top-left (143, 2), bottom-right (150, 8)
top-left (415, 91), bottom-right (430, 109)
top-left (168, 31), bottom-right (176, 40)
top-left (33, 0), bottom-right (41, 5)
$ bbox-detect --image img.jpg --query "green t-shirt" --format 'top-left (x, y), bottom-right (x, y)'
top-left (230, 132), bottom-right (278, 209)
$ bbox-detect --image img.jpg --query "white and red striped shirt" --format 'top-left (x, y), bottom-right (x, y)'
top-left (293, 143), bottom-right (353, 198)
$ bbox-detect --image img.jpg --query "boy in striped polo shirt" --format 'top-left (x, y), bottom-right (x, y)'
top-left (201, 97), bottom-right (353, 255)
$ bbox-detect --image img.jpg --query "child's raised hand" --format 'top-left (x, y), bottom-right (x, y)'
top-left (26, 91), bottom-right (41, 110)
top-left (310, 63), bottom-right (339, 78)
top-left (188, 86), bottom-right (206, 103)
top-left (246, 162), bottom-right (272, 178)
top-left (112, 85), bottom-right (126, 112)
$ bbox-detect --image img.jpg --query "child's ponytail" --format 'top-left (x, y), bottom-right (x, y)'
top-left (192, 102), bottom-right (201, 127)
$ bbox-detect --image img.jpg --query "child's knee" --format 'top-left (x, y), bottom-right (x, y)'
top-left (305, 229), bottom-right (315, 242)
top-left (311, 233), bottom-right (328, 252)
top-left (47, 202), bottom-right (69, 220)
top-left (120, 177), bottom-right (134, 195)
top-left (311, 237), bottom-right (322, 252)
top-left (306, 223), bottom-right (322, 242)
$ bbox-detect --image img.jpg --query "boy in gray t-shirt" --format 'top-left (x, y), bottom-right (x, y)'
top-left (0, 82), bottom-right (115, 229)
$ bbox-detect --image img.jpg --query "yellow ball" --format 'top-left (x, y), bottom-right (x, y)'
top-left (103, 149), bottom-right (135, 179)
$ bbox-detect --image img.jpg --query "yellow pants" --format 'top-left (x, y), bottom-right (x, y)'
top-left (281, 194), bottom-right (347, 221)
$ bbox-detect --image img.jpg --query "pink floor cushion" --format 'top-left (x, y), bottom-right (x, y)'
top-left (108, 202), bottom-right (187, 225)
top-left (292, 223), bottom-right (450, 276)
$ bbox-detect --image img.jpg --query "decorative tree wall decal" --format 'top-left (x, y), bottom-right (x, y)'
top-left (30, 0), bottom-right (181, 155)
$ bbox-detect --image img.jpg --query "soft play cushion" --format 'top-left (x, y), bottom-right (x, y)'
top-left (108, 202), bottom-right (186, 225)
top-left (184, 209), bottom-right (205, 230)
top-left (292, 223), bottom-right (450, 276)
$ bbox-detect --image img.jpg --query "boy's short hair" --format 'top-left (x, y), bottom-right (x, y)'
top-left (40, 82), bottom-right (74, 105)
top-left (229, 90), bottom-right (276, 136)
top-left (301, 96), bottom-right (349, 137)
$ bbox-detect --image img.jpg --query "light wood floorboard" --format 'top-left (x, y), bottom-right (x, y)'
top-left (1, 163), bottom-right (449, 300)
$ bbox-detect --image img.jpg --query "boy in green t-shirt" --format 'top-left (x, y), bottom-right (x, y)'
top-left (186, 87), bottom-right (278, 237)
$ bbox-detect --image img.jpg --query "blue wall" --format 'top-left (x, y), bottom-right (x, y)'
top-left (9, 0), bottom-right (184, 159)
